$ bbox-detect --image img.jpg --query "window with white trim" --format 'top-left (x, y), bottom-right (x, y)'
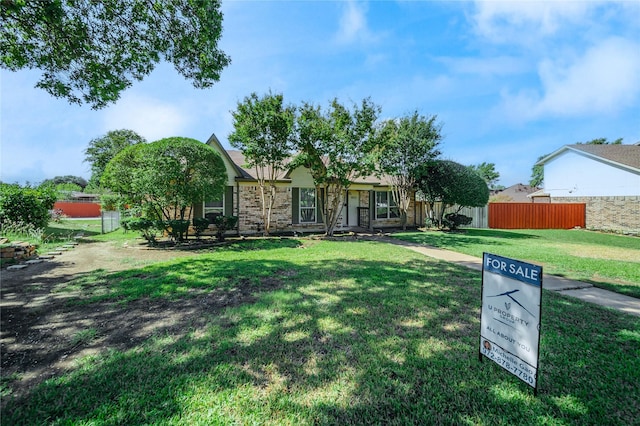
top-left (299, 188), bottom-right (316, 223)
top-left (375, 191), bottom-right (399, 219)
top-left (204, 196), bottom-right (223, 222)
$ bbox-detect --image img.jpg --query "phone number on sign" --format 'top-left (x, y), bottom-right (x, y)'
top-left (481, 344), bottom-right (536, 386)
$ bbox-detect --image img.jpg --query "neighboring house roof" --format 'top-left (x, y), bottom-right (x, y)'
top-left (536, 144), bottom-right (640, 172)
top-left (491, 183), bottom-right (540, 202)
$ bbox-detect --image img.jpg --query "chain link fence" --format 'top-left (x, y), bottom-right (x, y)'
top-left (101, 211), bottom-right (121, 233)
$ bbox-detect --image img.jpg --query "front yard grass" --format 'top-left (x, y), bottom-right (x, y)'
top-left (3, 239), bottom-right (639, 425)
top-left (393, 229), bottom-right (640, 299)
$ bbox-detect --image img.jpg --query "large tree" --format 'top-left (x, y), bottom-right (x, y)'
top-left (228, 92), bottom-right (296, 236)
top-left (378, 111), bottom-right (442, 230)
top-left (415, 160), bottom-right (489, 228)
top-left (294, 98), bottom-right (381, 236)
top-left (102, 137), bottom-right (226, 227)
top-left (85, 129), bottom-right (146, 189)
top-left (1, 0), bottom-right (230, 109)
top-left (40, 175), bottom-right (88, 190)
top-left (469, 162), bottom-right (501, 190)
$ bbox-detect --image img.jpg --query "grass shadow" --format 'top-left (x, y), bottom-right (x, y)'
top-left (2, 240), bottom-right (639, 424)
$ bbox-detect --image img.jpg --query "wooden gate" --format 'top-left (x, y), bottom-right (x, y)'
top-left (489, 203), bottom-right (585, 229)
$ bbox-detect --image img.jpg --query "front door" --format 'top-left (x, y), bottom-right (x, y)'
top-left (347, 190), bottom-right (359, 227)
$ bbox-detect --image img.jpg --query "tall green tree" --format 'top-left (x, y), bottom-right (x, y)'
top-left (469, 162), bottom-right (501, 190)
top-left (415, 160), bottom-right (489, 228)
top-left (85, 129), bottom-right (146, 189)
top-left (378, 112), bottom-right (442, 230)
top-left (1, 0), bottom-right (230, 109)
top-left (228, 92), bottom-right (296, 236)
top-left (294, 98), bottom-right (381, 236)
top-left (102, 137), bottom-right (226, 230)
top-left (40, 175), bottom-right (88, 190)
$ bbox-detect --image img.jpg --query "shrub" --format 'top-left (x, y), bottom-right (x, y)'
top-left (0, 183), bottom-right (57, 230)
top-left (213, 215), bottom-right (238, 242)
top-left (120, 217), bottom-right (158, 243)
top-left (160, 219), bottom-right (190, 242)
top-left (444, 213), bottom-right (472, 230)
top-left (193, 217), bottom-right (210, 240)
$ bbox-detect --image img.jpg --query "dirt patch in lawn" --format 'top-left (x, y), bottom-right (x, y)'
top-left (0, 240), bottom-right (280, 407)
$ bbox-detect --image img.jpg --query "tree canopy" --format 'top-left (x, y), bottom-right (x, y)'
top-left (0, 183), bottom-right (57, 230)
top-left (469, 162), bottom-right (501, 190)
top-left (415, 160), bottom-right (489, 228)
top-left (85, 129), bottom-right (146, 189)
top-left (40, 175), bottom-right (88, 190)
top-left (102, 137), bottom-right (226, 224)
top-left (378, 111), bottom-right (442, 229)
top-left (294, 98), bottom-right (381, 236)
top-left (228, 91), bottom-right (296, 236)
top-left (1, 0), bottom-right (230, 109)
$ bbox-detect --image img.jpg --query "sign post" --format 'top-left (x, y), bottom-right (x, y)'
top-left (479, 253), bottom-right (543, 395)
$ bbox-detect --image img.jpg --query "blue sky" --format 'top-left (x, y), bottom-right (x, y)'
top-left (2, 0), bottom-right (639, 187)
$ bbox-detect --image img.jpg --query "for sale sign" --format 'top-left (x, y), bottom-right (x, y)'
top-left (480, 253), bottom-right (542, 392)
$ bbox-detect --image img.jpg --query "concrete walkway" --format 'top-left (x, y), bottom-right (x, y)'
top-left (380, 236), bottom-right (640, 317)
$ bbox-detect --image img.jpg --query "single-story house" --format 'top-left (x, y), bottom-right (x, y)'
top-left (534, 143), bottom-right (640, 234)
top-left (490, 183), bottom-right (541, 203)
top-left (192, 133), bottom-right (427, 235)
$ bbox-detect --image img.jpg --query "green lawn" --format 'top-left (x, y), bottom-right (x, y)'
top-left (393, 229), bottom-right (640, 299)
top-left (4, 239), bottom-right (639, 425)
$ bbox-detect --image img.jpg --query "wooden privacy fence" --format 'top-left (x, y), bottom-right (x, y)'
top-left (489, 203), bottom-right (585, 229)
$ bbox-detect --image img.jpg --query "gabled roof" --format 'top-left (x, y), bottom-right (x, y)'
top-left (535, 144), bottom-right (640, 172)
top-left (205, 133), bottom-right (247, 179)
top-left (491, 183), bottom-right (540, 202)
top-left (226, 150), bottom-right (292, 181)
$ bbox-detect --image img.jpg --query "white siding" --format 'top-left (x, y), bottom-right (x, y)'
top-left (544, 151), bottom-right (640, 197)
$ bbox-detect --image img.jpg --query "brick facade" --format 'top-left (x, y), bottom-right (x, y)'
top-left (552, 196), bottom-right (640, 235)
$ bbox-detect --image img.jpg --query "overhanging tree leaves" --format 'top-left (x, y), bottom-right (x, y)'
top-left (228, 91), bottom-right (296, 236)
top-left (293, 98), bottom-right (381, 236)
top-left (415, 160), bottom-right (489, 228)
top-left (1, 0), bottom-right (230, 109)
top-left (469, 162), bottom-right (501, 190)
top-left (85, 129), bottom-right (146, 189)
top-left (102, 137), bottom-right (226, 239)
top-left (378, 111), bottom-right (442, 230)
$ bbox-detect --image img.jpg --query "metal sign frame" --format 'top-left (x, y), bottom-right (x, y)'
top-left (479, 252), bottom-right (543, 395)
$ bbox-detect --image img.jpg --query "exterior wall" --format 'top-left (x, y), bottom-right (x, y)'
top-left (370, 189), bottom-right (418, 229)
top-left (544, 151), bottom-right (640, 197)
top-left (552, 196), bottom-right (640, 235)
top-left (237, 183), bottom-right (325, 234)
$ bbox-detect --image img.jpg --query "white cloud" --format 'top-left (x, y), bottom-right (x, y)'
top-left (335, 1), bottom-right (372, 44)
top-left (101, 94), bottom-right (190, 141)
top-left (472, 0), bottom-right (603, 42)
top-left (500, 37), bottom-right (640, 120)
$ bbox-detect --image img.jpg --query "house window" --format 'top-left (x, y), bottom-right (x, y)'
top-left (375, 191), bottom-right (399, 219)
top-left (204, 197), bottom-right (223, 223)
top-left (299, 188), bottom-right (316, 223)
